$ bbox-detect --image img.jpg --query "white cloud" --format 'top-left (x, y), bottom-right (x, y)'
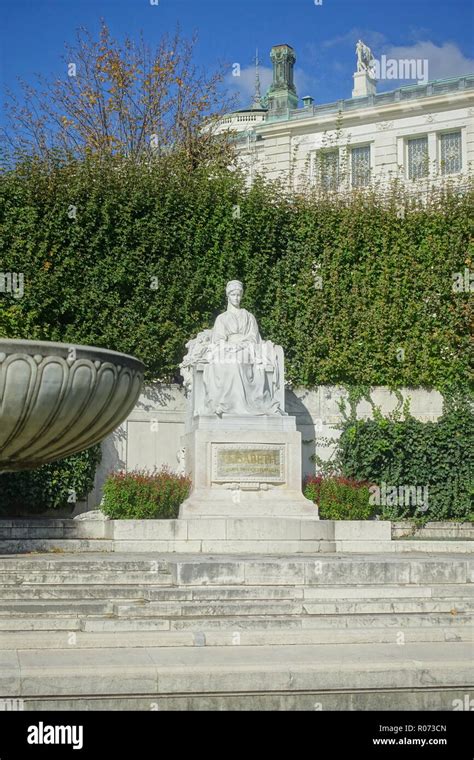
top-left (321, 31), bottom-right (473, 81)
top-left (225, 65), bottom-right (272, 106)
top-left (381, 41), bottom-right (474, 81)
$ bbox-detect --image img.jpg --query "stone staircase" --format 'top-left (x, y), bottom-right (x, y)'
top-left (0, 518), bottom-right (473, 554)
top-left (0, 552), bottom-right (473, 709)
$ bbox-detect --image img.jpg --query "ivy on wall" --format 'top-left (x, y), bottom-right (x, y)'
top-left (333, 390), bottom-right (473, 521)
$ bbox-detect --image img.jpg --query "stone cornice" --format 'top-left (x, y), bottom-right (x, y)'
top-left (244, 90), bottom-right (474, 139)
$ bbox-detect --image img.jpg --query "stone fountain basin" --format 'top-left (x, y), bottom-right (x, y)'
top-left (0, 339), bottom-right (145, 472)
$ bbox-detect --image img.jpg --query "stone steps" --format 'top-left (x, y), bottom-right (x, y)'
top-left (1, 610), bottom-right (470, 633)
top-left (0, 553), bottom-right (471, 583)
top-left (0, 525), bottom-right (81, 539)
top-left (1, 537), bottom-right (473, 554)
top-left (1, 624), bottom-right (471, 650)
top-left (19, 689), bottom-right (474, 712)
top-left (0, 585), bottom-right (158, 600)
top-left (0, 596), bottom-right (466, 626)
top-left (392, 521), bottom-right (474, 540)
top-left (2, 641), bottom-right (472, 711)
top-left (0, 540), bottom-right (114, 554)
top-left (0, 518), bottom-right (472, 554)
top-left (0, 573), bottom-right (173, 586)
top-left (110, 598), bottom-right (474, 618)
top-left (2, 597), bottom-right (471, 623)
top-left (0, 600), bottom-right (115, 617)
top-left (1, 582), bottom-right (472, 600)
top-left (0, 552), bottom-right (472, 709)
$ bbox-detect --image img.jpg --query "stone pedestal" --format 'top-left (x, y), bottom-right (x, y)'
top-left (352, 70), bottom-right (377, 98)
top-left (179, 415), bottom-right (317, 518)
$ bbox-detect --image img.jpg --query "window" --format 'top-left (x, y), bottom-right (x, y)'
top-left (351, 145), bottom-right (371, 187)
top-left (440, 132), bottom-right (462, 175)
top-left (318, 150), bottom-right (339, 190)
top-left (407, 136), bottom-right (429, 179)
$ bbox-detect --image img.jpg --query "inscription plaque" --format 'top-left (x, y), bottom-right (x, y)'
top-left (212, 443), bottom-right (285, 483)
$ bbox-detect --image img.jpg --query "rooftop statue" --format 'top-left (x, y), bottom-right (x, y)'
top-left (356, 39), bottom-right (375, 74)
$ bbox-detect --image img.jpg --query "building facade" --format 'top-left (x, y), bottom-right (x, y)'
top-left (218, 43), bottom-right (474, 191)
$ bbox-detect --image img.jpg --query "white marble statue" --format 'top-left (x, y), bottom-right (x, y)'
top-left (356, 39), bottom-right (374, 73)
top-left (180, 280), bottom-right (284, 417)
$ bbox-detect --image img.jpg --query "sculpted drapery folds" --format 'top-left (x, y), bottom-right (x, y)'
top-left (180, 281), bottom-right (283, 416)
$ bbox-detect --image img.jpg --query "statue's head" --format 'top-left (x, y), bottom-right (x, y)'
top-left (226, 280), bottom-right (243, 308)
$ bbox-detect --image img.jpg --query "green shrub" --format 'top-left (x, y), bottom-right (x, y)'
top-left (303, 475), bottom-right (374, 520)
top-left (0, 445), bottom-right (102, 515)
top-left (336, 391), bottom-right (473, 521)
top-left (0, 153), bottom-right (472, 390)
top-left (101, 467), bottom-right (191, 519)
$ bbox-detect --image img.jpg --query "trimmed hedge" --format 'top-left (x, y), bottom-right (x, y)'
top-left (0, 445), bottom-right (101, 515)
top-left (303, 476), bottom-right (374, 520)
top-left (0, 154), bottom-right (472, 390)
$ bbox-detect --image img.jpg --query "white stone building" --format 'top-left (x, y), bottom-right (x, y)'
top-left (218, 43), bottom-right (474, 191)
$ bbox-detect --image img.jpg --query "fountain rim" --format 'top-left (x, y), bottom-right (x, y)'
top-left (0, 339), bottom-right (146, 371)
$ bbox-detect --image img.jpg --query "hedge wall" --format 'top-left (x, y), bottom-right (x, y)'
top-left (0, 155), bottom-right (472, 390)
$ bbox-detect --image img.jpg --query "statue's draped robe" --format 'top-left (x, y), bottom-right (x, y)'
top-left (203, 308), bottom-right (279, 415)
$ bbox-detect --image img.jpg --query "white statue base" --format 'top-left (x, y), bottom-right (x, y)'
top-left (352, 70), bottom-right (377, 98)
top-left (179, 415), bottom-right (317, 518)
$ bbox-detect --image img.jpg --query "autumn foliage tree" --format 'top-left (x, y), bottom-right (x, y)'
top-left (2, 21), bottom-right (235, 167)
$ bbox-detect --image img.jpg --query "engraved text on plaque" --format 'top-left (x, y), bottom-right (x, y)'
top-left (212, 443), bottom-right (285, 483)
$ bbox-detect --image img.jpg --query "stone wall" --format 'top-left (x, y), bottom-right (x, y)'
top-left (84, 384), bottom-right (444, 509)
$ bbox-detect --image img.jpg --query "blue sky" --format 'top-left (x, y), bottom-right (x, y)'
top-left (1, 0), bottom-right (473, 121)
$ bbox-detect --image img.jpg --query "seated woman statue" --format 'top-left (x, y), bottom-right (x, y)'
top-left (204, 280), bottom-right (282, 416)
top-left (181, 280), bottom-right (283, 417)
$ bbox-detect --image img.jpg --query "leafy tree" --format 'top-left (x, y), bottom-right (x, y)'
top-left (2, 21), bottom-right (235, 168)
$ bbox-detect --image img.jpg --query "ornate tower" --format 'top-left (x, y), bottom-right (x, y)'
top-left (266, 44), bottom-right (298, 112)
